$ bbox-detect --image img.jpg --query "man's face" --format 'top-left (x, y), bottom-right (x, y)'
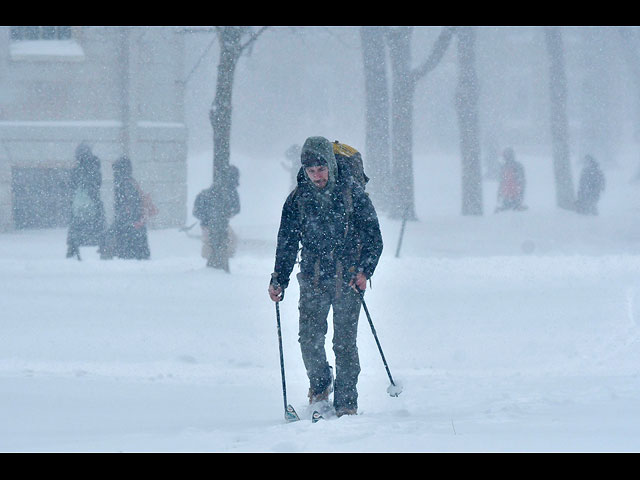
top-left (305, 165), bottom-right (329, 189)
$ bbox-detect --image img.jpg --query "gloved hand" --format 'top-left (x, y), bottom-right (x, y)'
top-left (348, 271), bottom-right (368, 292)
top-left (268, 273), bottom-right (284, 302)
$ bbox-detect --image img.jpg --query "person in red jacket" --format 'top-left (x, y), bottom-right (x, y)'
top-left (496, 147), bottom-right (527, 212)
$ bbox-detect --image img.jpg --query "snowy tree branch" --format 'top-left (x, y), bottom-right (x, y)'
top-left (411, 26), bottom-right (455, 84)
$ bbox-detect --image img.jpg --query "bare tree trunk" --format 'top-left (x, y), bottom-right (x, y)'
top-left (210, 27), bottom-right (242, 183)
top-left (209, 27), bottom-right (266, 183)
top-left (360, 27), bottom-right (391, 211)
top-left (545, 27), bottom-right (575, 210)
top-left (617, 28), bottom-right (640, 143)
top-left (386, 27), bottom-right (454, 220)
top-left (387, 27), bottom-right (417, 220)
top-left (117, 27), bottom-right (131, 159)
top-left (206, 26), bottom-right (266, 271)
top-left (455, 27), bottom-right (483, 215)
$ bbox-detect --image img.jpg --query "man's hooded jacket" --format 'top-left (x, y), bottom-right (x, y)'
top-left (272, 136), bottom-right (383, 290)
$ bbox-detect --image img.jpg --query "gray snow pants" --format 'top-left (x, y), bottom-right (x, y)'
top-left (297, 272), bottom-right (362, 411)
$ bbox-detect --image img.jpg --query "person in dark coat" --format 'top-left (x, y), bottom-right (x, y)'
top-left (268, 136), bottom-right (383, 417)
top-left (107, 156), bottom-right (150, 260)
top-left (495, 147), bottom-right (527, 212)
top-left (193, 165), bottom-right (240, 272)
top-left (575, 154), bottom-right (605, 215)
top-left (66, 143), bottom-right (106, 259)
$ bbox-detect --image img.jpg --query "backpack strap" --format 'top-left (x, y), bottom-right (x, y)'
top-left (342, 185), bottom-right (353, 238)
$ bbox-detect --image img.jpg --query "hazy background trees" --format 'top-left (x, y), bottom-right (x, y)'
top-left (183, 26), bottom-right (640, 220)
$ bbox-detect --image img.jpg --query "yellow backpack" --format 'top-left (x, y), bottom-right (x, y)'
top-left (332, 140), bottom-right (369, 189)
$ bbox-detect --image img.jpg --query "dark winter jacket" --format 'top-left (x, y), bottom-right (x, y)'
top-left (67, 145), bottom-right (106, 248)
top-left (193, 166), bottom-right (240, 230)
top-left (111, 156), bottom-right (150, 259)
top-left (576, 157), bottom-right (605, 214)
top-left (193, 184), bottom-right (240, 230)
top-left (272, 138), bottom-right (383, 290)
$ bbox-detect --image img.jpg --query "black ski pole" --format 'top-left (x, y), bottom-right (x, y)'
top-left (275, 301), bottom-right (300, 422)
top-left (357, 290), bottom-right (402, 397)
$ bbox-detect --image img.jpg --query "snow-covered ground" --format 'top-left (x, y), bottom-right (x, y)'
top-left (3, 149), bottom-right (640, 452)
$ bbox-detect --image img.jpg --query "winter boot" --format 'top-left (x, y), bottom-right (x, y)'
top-left (308, 366), bottom-right (334, 404)
top-left (335, 406), bottom-right (357, 417)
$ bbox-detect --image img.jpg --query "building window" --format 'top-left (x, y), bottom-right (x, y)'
top-left (11, 167), bottom-right (73, 230)
top-left (10, 26), bottom-right (72, 41)
top-left (9, 26), bottom-right (84, 62)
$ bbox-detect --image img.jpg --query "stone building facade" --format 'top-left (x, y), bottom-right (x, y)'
top-left (0, 26), bottom-right (187, 232)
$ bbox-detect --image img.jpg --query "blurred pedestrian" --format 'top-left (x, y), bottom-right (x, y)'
top-left (575, 154), bottom-right (605, 215)
top-left (193, 165), bottom-right (240, 272)
top-left (101, 156), bottom-right (153, 260)
top-left (281, 144), bottom-right (302, 192)
top-left (495, 147), bottom-right (527, 212)
top-left (66, 143), bottom-right (106, 259)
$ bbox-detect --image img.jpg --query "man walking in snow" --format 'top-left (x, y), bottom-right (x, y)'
top-left (268, 136), bottom-right (383, 417)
